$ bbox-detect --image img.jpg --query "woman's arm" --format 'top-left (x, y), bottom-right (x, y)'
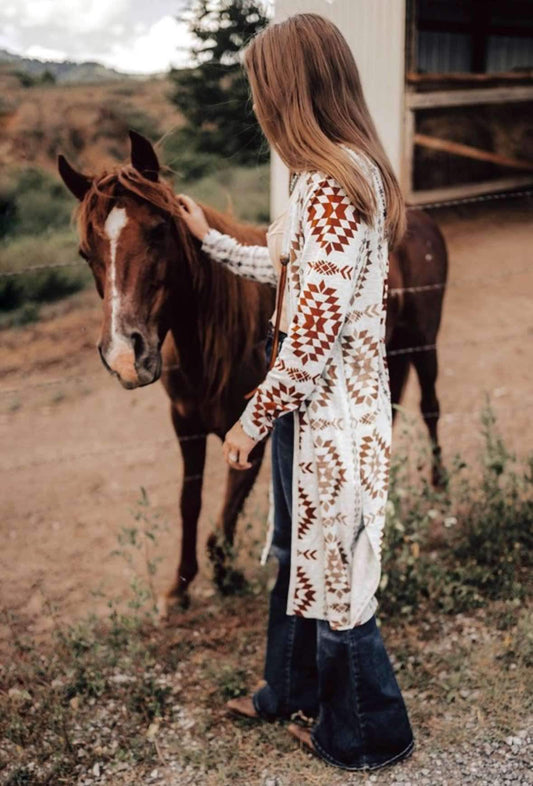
top-left (177, 193), bottom-right (277, 287)
top-left (238, 171), bottom-right (369, 442)
top-left (201, 227), bottom-right (278, 287)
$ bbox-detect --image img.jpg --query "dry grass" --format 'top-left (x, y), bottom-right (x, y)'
top-left (0, 73), bottom-right (181, 175)
top-left (1, 585), bottom-right (531, 785)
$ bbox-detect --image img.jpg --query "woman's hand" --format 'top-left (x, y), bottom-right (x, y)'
top-left (176, 193), bottom-right (211, 241)
top-left (222, 420), bottom-right (257, 470)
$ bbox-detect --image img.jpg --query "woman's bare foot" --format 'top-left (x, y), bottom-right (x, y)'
top-left (287, 723), bottom-right (317, 754)
top-left (226, 696), bottom-right (259, 719)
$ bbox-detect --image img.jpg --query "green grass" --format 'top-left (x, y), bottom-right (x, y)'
top-left (0, 230), bottom-right (90, 321)
top-left (0, 166), bottom-right (74, 240)
top-left (175, 162), bottom-right (271, 224)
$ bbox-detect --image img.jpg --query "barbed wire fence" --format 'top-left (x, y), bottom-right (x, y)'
top-left (1, 187), bottom-right (532, 474)
top-left (1, 188), bottom-right (531, 282)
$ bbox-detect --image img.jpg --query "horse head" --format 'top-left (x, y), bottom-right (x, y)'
top-left (57, 130), bottom-right (196, 389)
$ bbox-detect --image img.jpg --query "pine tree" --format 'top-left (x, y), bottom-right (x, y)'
top-left (168, 0), bottom-right (271, 177)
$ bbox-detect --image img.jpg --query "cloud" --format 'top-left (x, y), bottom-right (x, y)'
top-left (0, 0), bottom-right (193, 73)
top-left (14, 0), bottom-right (129, 35)
top-left (25, 44), bottom-right (67, 61)
top-left (99, 16), bottom-right (194, 74)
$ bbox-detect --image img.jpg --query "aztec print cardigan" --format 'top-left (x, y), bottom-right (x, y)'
top-left (201, 145), bottom-right (391, 630)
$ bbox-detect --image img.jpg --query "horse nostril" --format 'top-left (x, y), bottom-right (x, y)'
top-left (130, 331), bottom-right (145, 360)
top-left (98, 344), bottom-right (111, 372)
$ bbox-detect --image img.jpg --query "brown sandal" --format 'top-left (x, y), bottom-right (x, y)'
top-left (288, 722), bottom-right (317, 755)
top-left (226, 696), bottom-right (259, 719)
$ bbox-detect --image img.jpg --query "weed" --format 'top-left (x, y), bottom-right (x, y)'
top-left (380, 400), bottom-right (532, 618)
top-left (7, 397), bottom-right (21, 413)
top-left (50, 389), bottom-right (66, 405)
top-left (211, 664), bottom-right (249, 700)
top-left (110, 487), bottom-right (167, 620)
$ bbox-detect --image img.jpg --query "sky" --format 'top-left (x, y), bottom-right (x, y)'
top-left (0, 0), bottom-right (209, 74)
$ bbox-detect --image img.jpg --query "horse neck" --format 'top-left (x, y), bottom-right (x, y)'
top-left (199, 202), bottom-right (267, 246)
top-left (165, 236), bottom-right (204, 379)
top-left (164, 207), bottom-right (267, 399)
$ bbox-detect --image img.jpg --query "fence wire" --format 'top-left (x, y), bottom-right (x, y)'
top-left (2, 398), bottom-right (531, 474)
top-left (407, 188), bottom-right (532, 212)
top-left (1, 326), bottom-right (530, 399)
top-left (2, 186), bottom-right (532, 474)
top-left (1, 188), bottom-right (531, 280)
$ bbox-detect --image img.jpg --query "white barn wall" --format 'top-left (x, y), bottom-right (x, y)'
top-left (270, 0), bottom-right (405, 217)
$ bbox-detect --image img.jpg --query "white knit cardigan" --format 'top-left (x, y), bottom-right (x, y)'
top-left (201, 146), bottom-right (391, 630)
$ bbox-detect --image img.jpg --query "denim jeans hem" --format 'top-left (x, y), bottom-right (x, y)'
top-left (253, 682), bottom-right (319, 723)
top-left (309, 732), bottom-right (415, 772)
top-left (251, 689), bottom-right (277, 722)
top-left (252, 686), bottom-right (295, 722)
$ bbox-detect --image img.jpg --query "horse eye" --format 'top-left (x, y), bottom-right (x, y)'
top-left (148, 219), bottom-right (168, 238)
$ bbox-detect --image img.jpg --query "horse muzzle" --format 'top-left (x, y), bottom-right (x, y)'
top-left (98, 332), bottom-right (162, 389)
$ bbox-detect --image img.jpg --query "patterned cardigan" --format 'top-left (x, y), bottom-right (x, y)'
top-left (201, 145), bottom-right (391, 630)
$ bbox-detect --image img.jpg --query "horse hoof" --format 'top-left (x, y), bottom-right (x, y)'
top-left (432, 466), bottom-right (448, 490)
top-left (177, 591), bottom-right (191, 610)
top-left (159, 586), bottom-right (191, 620)
top-left (206, 531), bottom-right (228, 560)
top-left (156, 594), bottom-right (169, 622)
top-left (218, 568), bottom-right (248, 596)
top-left (206, 532), bottom-right (247, 595)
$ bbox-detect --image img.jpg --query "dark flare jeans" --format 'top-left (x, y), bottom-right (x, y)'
top-left (252, 326), bottom-right (415, 771)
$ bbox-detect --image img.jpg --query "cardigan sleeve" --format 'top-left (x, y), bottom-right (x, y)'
top-left (201, 227), bottom-right (278, 287)
top-left (239, 172), bottom-right (368, 442)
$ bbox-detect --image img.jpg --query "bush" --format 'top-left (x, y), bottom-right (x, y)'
top-left (379, 402), bottom-right (532, 618)
top-left (174, 160), bottom-right (270, 224)
top-left (12, 68), bottom-right (57, 88)
top-left (0, 231), bottom-right (90, 315)
top-left (438, 405), bottom-right (532, 609)
top-left (0, 166), bottom-right (74, 239)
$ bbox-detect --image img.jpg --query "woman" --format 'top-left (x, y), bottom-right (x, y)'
top-left (177, 12), bottom-right (415, 773)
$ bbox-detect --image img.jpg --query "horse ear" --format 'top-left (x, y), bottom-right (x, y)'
top-left (57, 154), bottom-right (92, 201)
top-left (129, 129), bottom-right (159, 182)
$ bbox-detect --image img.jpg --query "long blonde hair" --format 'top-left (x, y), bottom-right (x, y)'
top-left (242, 12), bottom-right (406, 250)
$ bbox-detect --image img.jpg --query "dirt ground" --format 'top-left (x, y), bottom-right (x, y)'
top-left (1, 199), bottom-right (532, 647)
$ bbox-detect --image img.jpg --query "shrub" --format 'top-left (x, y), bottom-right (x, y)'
top-left (174, 160), bottom-right (270, 224)
top-left (379, 402), bottom-right (532, 618)
top-left (0, 166), bottom-right (74, 239)
top-left (0, 231), bottom-right (90, 314)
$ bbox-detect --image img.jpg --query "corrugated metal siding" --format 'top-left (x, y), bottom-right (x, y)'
top-left (270, 0), bottom-right (405, 217)
top-left (416, 0), bottom-right (533, 74)
top-left (418, 31), bottom-right (533, 74)
top-left (486, 36), bottom-right (533, 72)
top-left (417, 31), bottom-right (471, 72)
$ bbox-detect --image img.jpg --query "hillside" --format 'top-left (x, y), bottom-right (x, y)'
top-left (0, 47), bottom-right (158, 83)
top-left (0, 69), bottom-right (184, 174)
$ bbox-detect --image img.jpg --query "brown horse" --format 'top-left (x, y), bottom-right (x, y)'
top-left (57, 130), bottom-right (447, 612)
top-left (387, 209), bottom-right (448, 487)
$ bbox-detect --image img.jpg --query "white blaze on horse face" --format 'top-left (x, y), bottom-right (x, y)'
top-left (105, 206), bottom-right (128, 337)
top-left (103, 206), bottom-right (137, 384)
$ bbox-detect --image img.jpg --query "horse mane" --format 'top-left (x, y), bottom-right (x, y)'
top-left (75, 163), bottom-right (271, 402)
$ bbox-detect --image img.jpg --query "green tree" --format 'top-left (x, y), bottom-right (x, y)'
top-left (168, 0), bottom-right (271, 178)
top-left (40, 69), bottom-right (57, 84)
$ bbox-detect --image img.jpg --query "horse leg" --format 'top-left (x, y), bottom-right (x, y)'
top-left (162, 404), bottom-right (207, 615)
top-left (410, 347), bottom-right (446, 488)
top-left (207, 440), bottom-right (267, 594)
top-left (387, 351), bottom-right (411, 423)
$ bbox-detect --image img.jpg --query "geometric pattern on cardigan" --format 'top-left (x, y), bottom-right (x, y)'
top-left (201, 144), bottom-right (390, 630)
